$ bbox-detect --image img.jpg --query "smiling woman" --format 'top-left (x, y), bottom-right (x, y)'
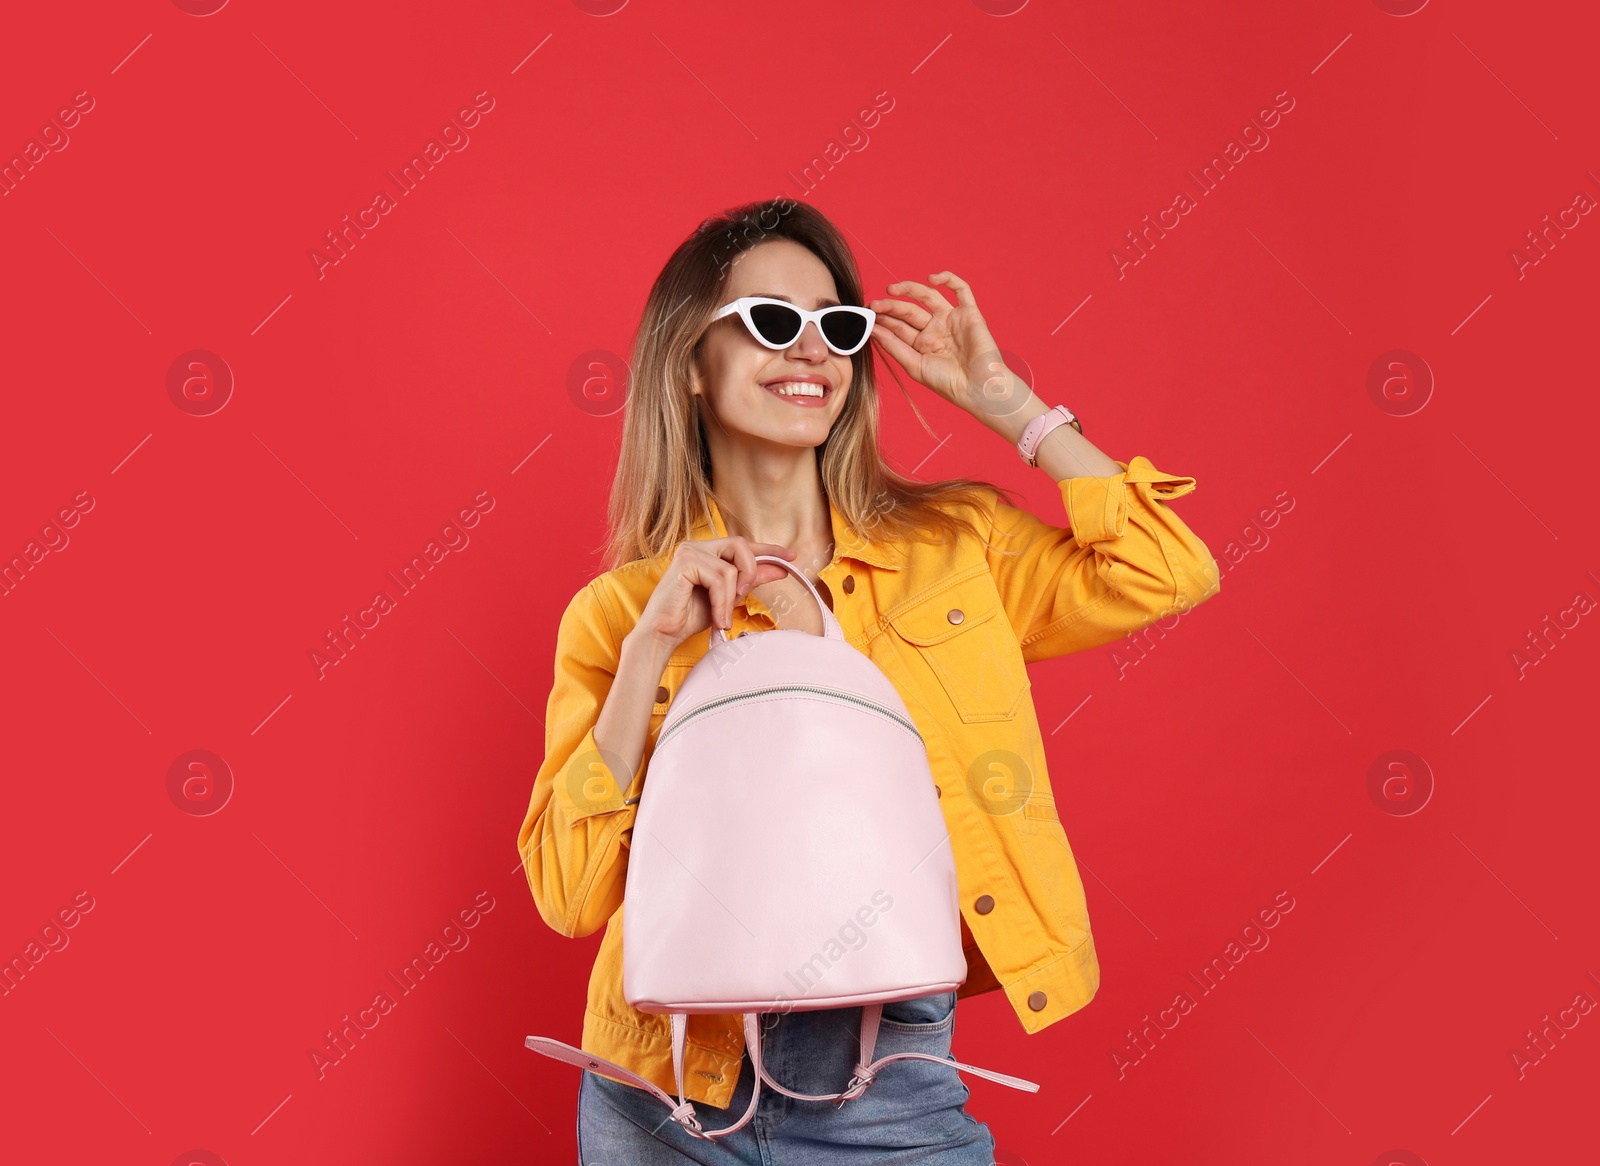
top-left (517, 197), bottom-right (1221, 1162)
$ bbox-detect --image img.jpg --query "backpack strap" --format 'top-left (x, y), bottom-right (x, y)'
top-left (710, 553), bottom-right (846, 644)
top-left (527, 1004), bottom-right (1041, 1134)
top-left (525, 1013), bottom-right (766, 1141)
top-left (757, 1002), bottom-right (1043, 1105)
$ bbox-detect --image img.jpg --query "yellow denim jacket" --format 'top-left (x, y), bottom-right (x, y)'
top-left (517, 456), bottom-right (1220, 1109)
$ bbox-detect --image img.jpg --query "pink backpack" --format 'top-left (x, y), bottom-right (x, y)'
top-left (526, 555), bottom-right (1039, 1139)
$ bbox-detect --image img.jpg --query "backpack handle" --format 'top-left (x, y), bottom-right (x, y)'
top-left (714, 553), bottom-right (846, 644)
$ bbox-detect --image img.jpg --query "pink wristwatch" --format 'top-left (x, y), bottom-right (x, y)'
top-left (1016, 404), bottom-right (1082, 467)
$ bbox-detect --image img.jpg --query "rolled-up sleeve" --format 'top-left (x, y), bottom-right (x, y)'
top-left (985, 456), bottom-right (1221, 663)
top-left (516, 580), bottom-right (643, 939)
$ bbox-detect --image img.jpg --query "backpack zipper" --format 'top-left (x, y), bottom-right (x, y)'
top-left (655, 683), bottom-right (924, 750)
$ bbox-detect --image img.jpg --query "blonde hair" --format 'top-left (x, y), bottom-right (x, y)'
top-left (601, 197), bottom-right (1019, 572)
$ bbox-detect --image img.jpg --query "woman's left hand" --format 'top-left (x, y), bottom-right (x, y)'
top-left (869, 272), bottom-right (1022, 416)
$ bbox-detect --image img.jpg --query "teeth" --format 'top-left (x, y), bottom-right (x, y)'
top-left (767, 382), bottom-right (826, 397)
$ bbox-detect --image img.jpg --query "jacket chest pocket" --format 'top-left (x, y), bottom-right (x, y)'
top-left (887, 574), bottom-right (1031, 723)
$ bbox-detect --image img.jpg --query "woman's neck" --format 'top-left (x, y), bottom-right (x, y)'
top-left (710, 460), bottom-right (834, 574)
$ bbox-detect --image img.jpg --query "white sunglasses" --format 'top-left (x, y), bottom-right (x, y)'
top-left (710, 296), bottom-right (877, 356)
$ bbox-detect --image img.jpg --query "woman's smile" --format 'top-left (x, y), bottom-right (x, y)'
top-left (760, 372), bottom-right (834, 408)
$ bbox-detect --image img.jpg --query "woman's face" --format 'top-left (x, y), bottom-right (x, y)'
top-left (692, 239), bottom-right (854, 450)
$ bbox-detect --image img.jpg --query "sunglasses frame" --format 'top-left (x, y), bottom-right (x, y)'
top-left (710, 296), bottom-right (877, 356)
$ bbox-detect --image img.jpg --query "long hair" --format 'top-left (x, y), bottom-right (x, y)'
top-left (600, 197), bottom-right (1020, 571)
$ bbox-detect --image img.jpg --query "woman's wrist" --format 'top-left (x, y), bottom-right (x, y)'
top-left (966, 363), bottom-right (1050, 444)
top-left (621, 624), bottom-right (678, 678)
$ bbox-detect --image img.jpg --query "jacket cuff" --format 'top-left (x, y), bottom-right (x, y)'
top-left (1062, 456), bottom-right (1198, 546)
top-left (550, 725), bottom-right (638, 821)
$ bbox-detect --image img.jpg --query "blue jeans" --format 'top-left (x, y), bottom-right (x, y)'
top-left (576, 990), bottom-right (998, 1164)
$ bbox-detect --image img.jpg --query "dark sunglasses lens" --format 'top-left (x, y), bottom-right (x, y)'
top-left (819, 310), bottom-right (869, 353)
top-left (747, 302), bottom-right (803, 346)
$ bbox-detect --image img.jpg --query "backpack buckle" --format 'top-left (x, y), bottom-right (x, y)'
top-left (834, 1068), bottom-right (876, 1106)
top-left (670, 1101), bottom-right (706, 1136)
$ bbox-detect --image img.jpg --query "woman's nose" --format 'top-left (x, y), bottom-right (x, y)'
top-left (790, 321), bottom-right (828, 355)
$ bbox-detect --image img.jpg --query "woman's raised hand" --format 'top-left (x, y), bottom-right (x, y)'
top-left (869, 271), bottom-right (1015, 413)
top-left (636, 536), bottom-right (798, 652)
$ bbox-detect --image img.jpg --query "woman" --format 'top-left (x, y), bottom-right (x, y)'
top-left (517, 198), bottom-right (1221, 1162)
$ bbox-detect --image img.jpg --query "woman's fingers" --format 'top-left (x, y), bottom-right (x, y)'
top-left (689, 557), bottom-right (729, 630)
top-left (753, 562), bottom-right (793, 588)
top-left (871, 295), bottom-right (933, 331)
top-left (746, 541), bottom-right (798, 559)
top-left (738, 541), bottom-right (800, 611)
top-left (928, 270), bottom-right (978, 310)
top-left (713, 556), bottom-right (736, 626)
top-left (719, 538), bottom-right (758, 605)
top-left (871, 323), bottom-right (921, 372)
top-left (874, 315), bottom-right (920, 347)
top-left (711, 538), bottom-right (798, 627)
top-left (884, 279), bottom-right (951, 318)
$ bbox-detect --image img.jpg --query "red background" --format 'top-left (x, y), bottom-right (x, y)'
top-left (2, 1), bottom-right (1595, 1163)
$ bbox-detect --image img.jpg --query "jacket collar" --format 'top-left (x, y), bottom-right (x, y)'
top-left (690, 491), bottom-right (906, 572)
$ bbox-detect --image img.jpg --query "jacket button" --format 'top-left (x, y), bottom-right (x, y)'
top-left (947, 608), bottom-right (965, 625)
top-left (935, 785), bottom-right (942, 798)
top-left (974, 894), bottom-right (995, 914)
top-left (655, 686), bottom-right (669, 704)
top-left (842, 574), bottom-right (855, 594)
top-left (1028, 991), bottom-right (1048, 1011)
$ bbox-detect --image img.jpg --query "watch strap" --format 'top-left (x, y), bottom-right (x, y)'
top-left (1017, 404), bottom-right (1081, 467)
